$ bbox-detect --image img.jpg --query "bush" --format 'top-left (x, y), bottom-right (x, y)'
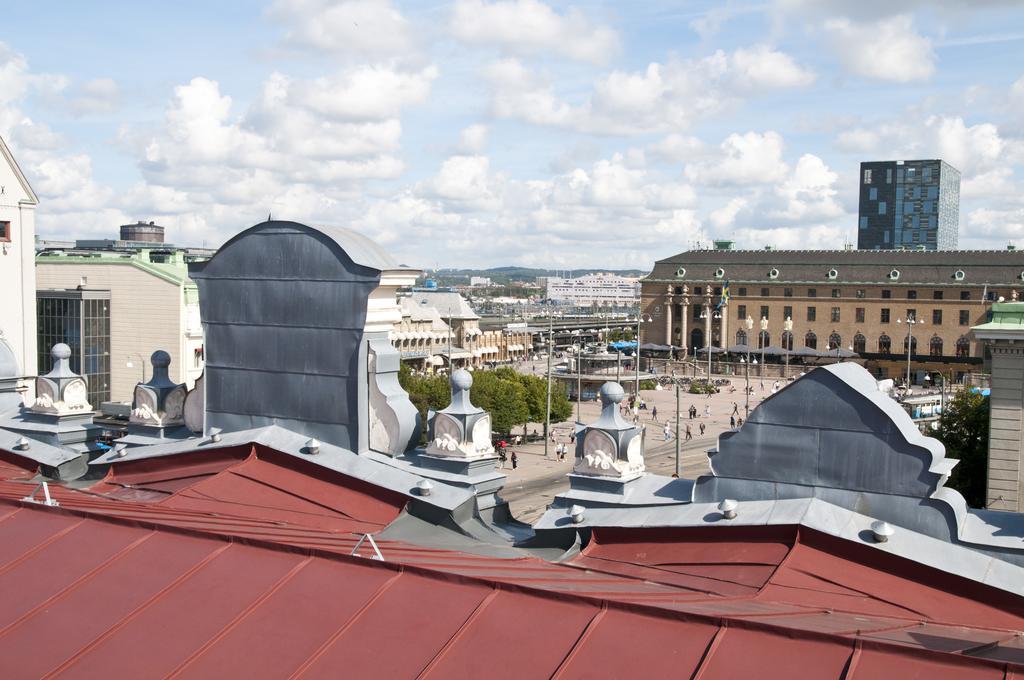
top-left (688, 381), bottom-right (718, 394)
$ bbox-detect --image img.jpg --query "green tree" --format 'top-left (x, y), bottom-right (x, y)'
top-left (468, 369), bottom-right (529, 434)
top-left (935, 388), bottom-right (989, 508)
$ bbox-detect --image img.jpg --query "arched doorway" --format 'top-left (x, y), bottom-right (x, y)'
top-left (690, 327), bottom-right (704, 349)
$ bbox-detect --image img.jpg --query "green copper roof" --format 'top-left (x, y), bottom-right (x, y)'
top-left (36, 249), bottom-right (200, 287)
top-left (972, 302), bottom-right (1024, 332)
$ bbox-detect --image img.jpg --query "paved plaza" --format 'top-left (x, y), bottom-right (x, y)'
top-left (498, 358), bottom-right (780, 523)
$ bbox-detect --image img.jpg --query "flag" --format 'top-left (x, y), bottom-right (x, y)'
top-left (716, 281), bottom-right (730, 309)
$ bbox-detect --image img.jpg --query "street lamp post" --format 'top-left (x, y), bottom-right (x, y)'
top-left (699, 307), bottom-right (721, 386)
top-left (783, 316), bottom-right (793, 379)
top-left (896, 315), bottom-right (925, 393)
top-left (673, 370), bottom-right (681, 477)
top-left (544, 305), bottom-right (554, 459)
top-left (760, 316), bottom-right (768, 383)
top-left (635, 314), bottom-right (653, 398)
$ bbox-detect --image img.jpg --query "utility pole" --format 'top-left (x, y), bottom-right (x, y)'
top-left (544, 305), bottom-right (553, 459)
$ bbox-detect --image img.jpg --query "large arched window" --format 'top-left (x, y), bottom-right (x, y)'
top-left (735, 329), bottom-right (747, 346)
top-left (758, 331), bottom-right (770, 349)
top-left (956, 335), bottom-right (971, 358)
top-left (930, 335), bottom-right (943, 357)
top-left (878, 334), bottom-right (891, 353)
top-left (781, 330), bottom-right (794, 351)
top-left (828, 332), bottom-right (842, 350)
top-left (903, 335), bottom-right (918, 355)
top-left (853, 333), bottom-right (866, 354)
top-left (805, 331), bottom-right (817, 349)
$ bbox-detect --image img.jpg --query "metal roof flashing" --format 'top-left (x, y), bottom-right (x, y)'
top-left (89, 425), bottom-right (474, 512)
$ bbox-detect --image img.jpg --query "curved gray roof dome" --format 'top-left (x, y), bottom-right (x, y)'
top-left (0, 338), bottom-right (18, 378)
top-left (600, 382), bottom-right (625, 405)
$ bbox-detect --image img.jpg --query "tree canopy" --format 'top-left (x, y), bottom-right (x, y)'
top-left (399, 364), bottom-right (573, 439)
top-left (934, 388), bottom-right (989, 509)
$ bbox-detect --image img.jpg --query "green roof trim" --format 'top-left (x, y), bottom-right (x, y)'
top-left (972, 302), bottom-right (1024, 333)
top-left (35, 253), bottom-right (194, 286)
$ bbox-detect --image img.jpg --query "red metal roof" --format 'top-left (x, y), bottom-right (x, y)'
top-left (0, 449), bottom-right (1022, 677)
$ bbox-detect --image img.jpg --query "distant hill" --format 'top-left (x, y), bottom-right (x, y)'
top-left (428, 266), bottom-right (645, 286)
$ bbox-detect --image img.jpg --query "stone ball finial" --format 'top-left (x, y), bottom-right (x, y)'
top-left (150, 350), bottom-right (171, 368)
top-left (600, 381), bottom-right (625, 406)
top-left (52, 343), bottom-right (72, 360)
top-left (452, 369), bottom-right (473, 390)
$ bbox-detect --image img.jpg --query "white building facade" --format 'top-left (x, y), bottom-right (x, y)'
top-left (546, 273), bottom-right (640, 307)
top-left (0, 135), bottom-right (39, 399)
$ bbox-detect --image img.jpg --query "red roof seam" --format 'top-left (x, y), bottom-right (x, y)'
top-left (691, 620), bottom-right (729, 680)
top-left (163, 554), bottom-right (315, 679)
top-left (576, 553), bottom-right (766, 593)
top-left (0, 512), bottom-right (86, 578)
top-left (286, 569), bottom-right (405, 679)
top-left (227, 468), bottom-right (375, 523)
top-left (41, 541), bottom-right (236, 679)
top-left (415, 587), bottom-right (500, 679)
top-left (784, 565), bottom-right (931, 620)
top-left (3, 498), bottom-right (1022, 669)
top-left (840, 639), bottom-right (862, 679)
top-left (0, 528), bottom-right (156, 640)
top-left (0, 504), bottom-right (23, 524)
top-left (957, 635), bottom-right (1022, 658)
top-left (549, 603), bottom-right (608, 679)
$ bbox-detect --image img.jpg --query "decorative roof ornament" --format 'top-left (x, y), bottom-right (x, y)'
top-left (129, 351), bottom-right (187, 427)
top-left (31, 344), bottom-right (91, 416)
top-left (572, 382), bottom-right (645, 481)
top-left (425, 369), bottom-right (495, 460)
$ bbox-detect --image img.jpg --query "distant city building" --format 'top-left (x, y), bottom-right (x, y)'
top-left (546, 273), bottom-right (640, 307)
top-left (857, 159), bottom-right (960, 251)
top-left (643, 247), bottom-right (1024, 382)
top-left (119, 220), bottom-right (165, 243)
top-left (36, 240), bottom-right (207, 404)
top-left (469, 276), bottom-right (492, 287)
top-left (0, 135), bottom-right (39, 409)
top-left (396, 291), bottom-right (532, 369)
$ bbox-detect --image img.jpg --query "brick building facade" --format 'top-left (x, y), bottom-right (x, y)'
top-left (641, 248), bottom-right (1024, 381)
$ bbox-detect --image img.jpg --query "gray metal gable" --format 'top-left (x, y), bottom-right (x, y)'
top-left (189, 221), bottom-right (380, 450)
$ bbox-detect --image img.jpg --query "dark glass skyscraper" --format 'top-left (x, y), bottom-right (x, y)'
top-left (857, 159), bottom-right (960, 250)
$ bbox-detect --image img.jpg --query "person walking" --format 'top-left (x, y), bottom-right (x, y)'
top-left (663, 423), bottom-right (671, 441)
top-left (498, 449), bottom-right (507, 469)
top-left (704, 404), bottom-right (711, 418)
top-left (699, 422), bottom-right (706, 436)
top-left (651, 405), bottom-right (658, 422)
top-left (732, 402), bottom-right (739, 416)
top-left (685, 424), bottom-right (693, 441)
top-left (511, 451), bottom-right (518, 470)
top-left (730, 415), bottom-right (736, 428)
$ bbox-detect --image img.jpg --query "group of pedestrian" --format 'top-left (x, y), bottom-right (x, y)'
top-left (496, 440), bottom-right (519, 470)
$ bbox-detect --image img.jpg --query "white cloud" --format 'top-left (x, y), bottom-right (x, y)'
top-left (289, 65), bottom-right (437, 121)
top-left (769, 154), bottom-right (844, 221)
top-left (685, 131), bottom-right (789, 186)
top-left (450, 0), bottom-right (620, 64)
top-left (823, 15), bottom-right (935, 82)
top-left (710, 197), bottom-right (748, 229)
top-left (269, 0), bottom-right (415, 57)
top-left (483, 46), bottom-right (814, 135)
top-left (458, 124), bottom-right (488, 153)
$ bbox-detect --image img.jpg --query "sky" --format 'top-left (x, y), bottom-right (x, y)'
top-left (2, 1), bottom-right (1024, 271)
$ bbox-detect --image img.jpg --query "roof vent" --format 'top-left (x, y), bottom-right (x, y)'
top-left (827, 269), bottom-right (838, 280)
top-left (305, 438), bottom-right (320, 455)
top-left (416, 479), bottom-right (433, 497)
top-left (1019, 271), bottom-right (1024, 282)
top-left (569, 504), bottom-right (585, 524)
top-left (953, 270), bottom-right (965, 281)
top-left (889, 269), bottom-right (900, 280)
top-left (718, 498), bottom-right (738, 520)
top-left (871, 520), bottom-right (894, 543)
top-left (714, 268), bottom-right (725, 279)
top-left (208, 427), bottom-right (222, 443)
top-left (14, 436), bottom-right (30, 451)
top-left (768, 268), bottom-right (779, 279)
top-left (114, 444), bottom-right (127, 458)
top-left (676, 267), bottom-right (686, 278)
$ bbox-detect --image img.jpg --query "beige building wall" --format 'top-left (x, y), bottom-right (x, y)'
top-left (0, 136), bottom-right (38, 390)
top-left (36, 262), bottom-right (192, 403)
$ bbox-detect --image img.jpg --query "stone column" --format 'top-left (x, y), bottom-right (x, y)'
top-left (720, 302), bottom-right (729, 349)
top-left (680, 297), bottom-right (688, 354)
top-left (704, 297), bottom-right (712, 348)
top-left (984, 343), bottom-right (1024, 511)
top-left (663, 287), bottom-right (673, 345)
